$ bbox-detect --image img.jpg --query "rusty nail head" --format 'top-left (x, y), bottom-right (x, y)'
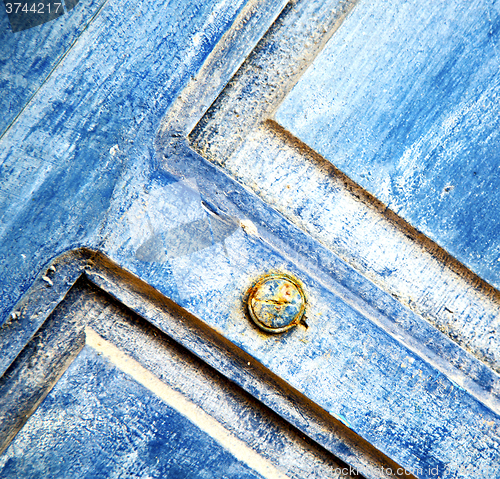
top-left (247, 273), bottom-right (306, 333)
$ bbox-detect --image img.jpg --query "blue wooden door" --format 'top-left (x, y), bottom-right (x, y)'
top-left (1, 0), bottom-right (500, 478)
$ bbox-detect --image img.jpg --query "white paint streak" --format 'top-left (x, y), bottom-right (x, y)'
top-left (85, 329), bottom-right (291, 479)
top-left (240, 219), bottom-right (259, 236)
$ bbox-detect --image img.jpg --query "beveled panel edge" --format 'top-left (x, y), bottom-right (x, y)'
top-left (160, 0), bottom-right (500, 377)
top-left (0, 248), bottom-right (409, 479)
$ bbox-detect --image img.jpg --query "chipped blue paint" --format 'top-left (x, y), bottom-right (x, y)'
top-left (0, 0), bottom-right (252, 321)
top-left (100, 185), bottom-right (500, 477)
top-left (182, 0), bottom-right (500, 379)
top-left (331, 414), bottom-right (352, 430)
top-left (276, 0), bottom-right (500, 290)
top-left (0, 346), bottom-right (266, 479)
top-left (0, 0), bottom-right (107, 134)
top-left (1, 0), bottom-right (500, 477)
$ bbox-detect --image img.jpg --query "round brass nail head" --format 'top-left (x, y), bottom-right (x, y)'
top-left (247, 273), bottom-right (306, 333)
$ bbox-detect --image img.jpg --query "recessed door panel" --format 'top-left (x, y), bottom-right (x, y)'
top-left (276, 0), bottom-right (500, 290)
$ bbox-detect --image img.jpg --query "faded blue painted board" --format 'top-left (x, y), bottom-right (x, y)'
top-left (1, 0), bottom-right (500, 476)
top-left (0, 0), bottom-right (253, 322)
top-left (176, 0), bottom-right (500, 381)
top-left (0, 0), bottom-right (107, 136)
top-left (0, 277), bottom-right (354, 477)
top-left (99, 172), bottom-right (500, 478)
top-left (0, 346), bottom-right (265, 479)
top-left (276, 0), bottom-right (500, 290)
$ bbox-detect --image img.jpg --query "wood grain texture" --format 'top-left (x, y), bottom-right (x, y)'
top-left (277, 0), bottom-right (500, 290)
top-left (0, 0), bottom-right (108, 135)
top-left (2, 345), bottom-right (272, 479)
top-left (3, 245), bottom-right (500, 477)
top-left (183, 0), bottom-right (500, 378)
top-left (0, 275), bottom-right (364, 478)
top-left (189, 0), bottom-right (357, 163)
top-left (0, 0), bottom-right (251, 322)
top-left (1, 0), bottom-right (500, 476)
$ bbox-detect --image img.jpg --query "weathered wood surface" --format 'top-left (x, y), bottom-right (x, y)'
top-left (3, 347), bottom-right (273, 479)
top-left (0, 274), bottom-right (382, 478)
top-left (187, 0), bottom-right (500, 378)
top-left (277, 0), bottom-right (500, 289)
top-left (1, 0), bottom-right (500, 477)
top-left (3, 246), bottom-right (500, 478)
top-left (0, 0), bottom-right (284, 322)
top-left (0, 0), bottom-right (107, 135)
